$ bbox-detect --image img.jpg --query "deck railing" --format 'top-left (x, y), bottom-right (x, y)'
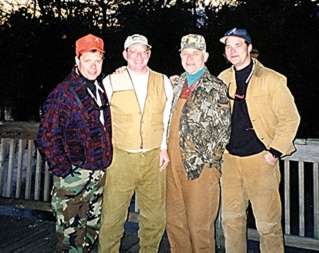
top-left (247, 138), bottom-right (319, 251)
top-left (0, 121), bottom-right (51, 211)
top-left (0, 122), bottom-right (318, 251)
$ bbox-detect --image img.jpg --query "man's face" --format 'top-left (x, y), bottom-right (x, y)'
top-left (76, 51), bottom-right (103, 80)
top-left (123, 44), bottom-right (151, 73)
top-left (224, 36), bottom-right (252, 70)
top-left (180, 48), bottom-right (208, 74)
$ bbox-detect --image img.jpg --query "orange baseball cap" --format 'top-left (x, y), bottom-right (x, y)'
top-left (75, 34), bottom-right (104, 56)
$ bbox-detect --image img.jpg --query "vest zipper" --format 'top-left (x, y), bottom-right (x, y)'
top-left (139, 91), bottom-right (150, 149)
top-left (127, 69), bottom-right (151, 149)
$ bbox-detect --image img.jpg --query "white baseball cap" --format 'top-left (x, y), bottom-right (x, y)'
top-left (124, 34), bottom-right (152, 50)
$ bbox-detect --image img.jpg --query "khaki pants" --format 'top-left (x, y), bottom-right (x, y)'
top-left (99, 148), bottom-right (166, 253)
top-left (221, 151), bottom-right (284, 253)
top-left (166, 98), bottom-right (220, 253)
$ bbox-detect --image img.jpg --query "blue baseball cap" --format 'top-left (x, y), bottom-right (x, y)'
top-left (219, 28), bottom-right (252, 44)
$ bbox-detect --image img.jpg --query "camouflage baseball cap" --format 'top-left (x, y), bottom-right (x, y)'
top-left (180, 34), bottom-right (206, 51)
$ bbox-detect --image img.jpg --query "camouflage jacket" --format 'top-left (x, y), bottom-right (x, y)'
top-left (170, 68), bottom-right (231, 180)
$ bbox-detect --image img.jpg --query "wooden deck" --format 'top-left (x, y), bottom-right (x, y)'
top-left (0, 122), bottom-right (319, 252)
top-left (0, 206), bottom-right (169, 253)
top-left (0, 208), bottom-right (56, 253)
top-left (0, 205), bottom-right (318, 253)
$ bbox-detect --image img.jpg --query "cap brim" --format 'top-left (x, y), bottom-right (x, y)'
top-left (125, 42), bottom-right (152, 50)
top-left (78, 48), bottom-right (105, 55)
top-left (219, 36), bottom-right (227, 44)
top-left (219, 35), bottom-right (252, 45)
top-left (91, 48), bottom-right (105, 53)
top-left (179, 47), bottom-right (206, 52)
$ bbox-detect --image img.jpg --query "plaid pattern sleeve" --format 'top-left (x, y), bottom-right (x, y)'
top-left (36, 86), bottom-right (73, 177)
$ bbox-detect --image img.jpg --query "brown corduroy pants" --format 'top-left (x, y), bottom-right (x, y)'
top-left (166, 98), bottom-right (220, 253)
top-left (99, 147), bottom-right (166, 253)
top-left (221, 151), bottom-right (284, 253)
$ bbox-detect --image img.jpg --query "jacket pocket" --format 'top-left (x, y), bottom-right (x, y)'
top-left (64, 128), bottom-right (86, 164)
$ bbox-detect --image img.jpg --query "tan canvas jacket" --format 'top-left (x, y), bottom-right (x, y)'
top-left (218, 59), bottom-right (300, 156)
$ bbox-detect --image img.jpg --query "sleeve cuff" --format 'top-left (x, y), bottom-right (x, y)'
top-left (269, 148), bottom-right (282, 158)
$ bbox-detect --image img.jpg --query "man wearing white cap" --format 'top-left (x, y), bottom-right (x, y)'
top-left (99, 34), bottom-right (173, 253)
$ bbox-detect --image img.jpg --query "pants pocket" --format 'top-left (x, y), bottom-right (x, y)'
top-left (54, 166), bottom-right (91, 198)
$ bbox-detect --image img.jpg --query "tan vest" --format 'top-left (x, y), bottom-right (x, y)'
top-left (109, 70), bottom-right (166, 150)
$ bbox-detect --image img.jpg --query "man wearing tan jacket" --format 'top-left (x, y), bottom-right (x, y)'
top-left (218, 28), bottom-right (300, 253)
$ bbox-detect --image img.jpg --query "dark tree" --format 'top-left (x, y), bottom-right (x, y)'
top-left (0, 0), bottom-right (318, 137)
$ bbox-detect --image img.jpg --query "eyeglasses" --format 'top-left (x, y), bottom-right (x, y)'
top-left (126, 49), bottom-right (150, 58)
top-left (227, 82), bottom-right (246, 101)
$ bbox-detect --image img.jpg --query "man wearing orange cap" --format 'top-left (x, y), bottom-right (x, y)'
top-left (36, 34), bottom-right (112, 252)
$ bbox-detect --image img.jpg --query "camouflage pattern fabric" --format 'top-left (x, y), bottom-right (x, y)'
top-left (170, 68), bottom-right (231, 180)
top-left (180, 34), bottom-right (206, 51)
top-left (51, 166), bottom-right (105, 253)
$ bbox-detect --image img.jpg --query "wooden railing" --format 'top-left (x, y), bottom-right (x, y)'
top-left (0, 122), bottom-right (318, 251)
top-left (248, 138), bottom-right (319, 251)
top-left (0, 121), bottom-right (51, 211)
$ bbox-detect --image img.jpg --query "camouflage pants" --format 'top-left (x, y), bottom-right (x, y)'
top-left (51, 166), bottom-right (105, 253)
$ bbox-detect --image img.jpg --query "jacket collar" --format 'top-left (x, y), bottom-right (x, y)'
top-left (230, 58), bottom-right (264, 78)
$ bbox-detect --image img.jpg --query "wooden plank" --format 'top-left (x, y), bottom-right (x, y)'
top-left (284, 159), bottom-right (291, 234)
top-left (248, 228), bottom-right (319, 250)
top-left (15, 139), bottom-right (23, 198)
top-left (298, 160), bottom-right (305, 236)
top-left (25, 140), bottom-right (33, 199)
top-left (0, 215), bottom-right (55, 252)
top-left (314, 162), bottom-right (319, 239)
top-left (43, 162), bottom-right (50, 202)
top-left (134, 193), bottom-right (138, 213)
top-left (215, 210), bottom-right (224, 250)
top-left (284, 140), bottom-right (319, 163)
top-left (0, 197), bottom-right (51, 212)
top-left (34, 150), bottom-right (41, 200)
top-left (0, 121), bottom-right (39, 139)
top-left (0, 138), bottom-right (4, 196)
top-left (294, 139), bottom-right (319, 145)
top-left (5, 138), bottom-right (14, 198)
top-left (127, 212), bottom-right (139, 223)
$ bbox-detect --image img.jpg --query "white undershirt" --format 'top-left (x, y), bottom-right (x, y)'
top-left (102, 67), bottom-right (173, 151)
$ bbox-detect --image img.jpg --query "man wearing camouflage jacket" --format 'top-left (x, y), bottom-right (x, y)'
top-left (166, 34), bottom-right (231, 253)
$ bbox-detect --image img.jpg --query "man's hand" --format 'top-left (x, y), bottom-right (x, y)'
top-left (264, 151), bottom-right (278, 166)
top-left (159, 149), bottom-right (170, 171)
top-left (114, 66), bottom-right (127, 74)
